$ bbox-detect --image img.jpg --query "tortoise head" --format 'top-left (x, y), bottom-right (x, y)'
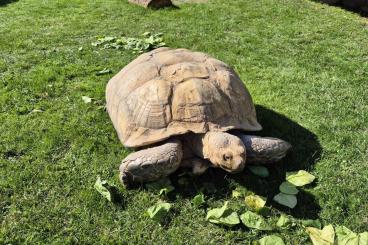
top-left (203, 132), bottom-right (246, 173)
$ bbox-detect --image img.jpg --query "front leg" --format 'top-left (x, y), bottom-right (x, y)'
top-left (181, 158), bottom-right (211, 175)
top-left (119, 139), bottom-right (183, 186)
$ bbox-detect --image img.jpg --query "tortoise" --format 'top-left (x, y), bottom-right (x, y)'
top-left (106, 47), bottom-right (291, 186)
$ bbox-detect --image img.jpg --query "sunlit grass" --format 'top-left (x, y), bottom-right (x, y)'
top-left (1, 0), bottom-right (367, 243)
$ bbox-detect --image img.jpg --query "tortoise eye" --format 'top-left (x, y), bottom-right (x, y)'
top-left (223, 153), bottom-right (233, 161)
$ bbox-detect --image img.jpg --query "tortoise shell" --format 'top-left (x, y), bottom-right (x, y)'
top-left (106, 48), bottom-right (262, 147)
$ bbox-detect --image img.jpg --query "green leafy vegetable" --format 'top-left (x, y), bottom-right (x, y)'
top-left (336, 226), bottom-right (359, 245)
top-left (301, 219), bottom-right (322, 229)
top-left (279, 181), bottom-right (299, 195)
top-left (336, 226), bottom-right (368, 245)
top-left (94, 176), bottom-right (114, 202)
top-left (92, 36), bottom-right (116, 47)
top-left (206, 201), bottom-right (228, 220)
top-left (273, 193), bottom-right (297, 208)
top-left (96, 68), bottom-right (112, 75)
top-left (147, 202), bottom-right (171, 222)
top-left (211, 211), bottom-right (240, 226)
top-left (142, 31), bottom-right (151, 37)
top-left (30, 109), bottom-right (43, 114)
top-left (240, 211), bottom-right (272, 230)
top-left (159, 187), bottom-right (173, 196)
top-left (359, 232), bottom-right (368, 245)
top-left (82, 96), bottom-right (92, 104)
top-left (247, 166), bottom-right (269, 178)
top-left (259, 235), bottom-right (285, 245)
top-left (276, 214), bottom-right (292, 228)
top-left (206, 201), bottom-right (240, 226)
top-left (244, 194), bottom-right (266, 211)
top-left (92, 33), bottom-right (166, 53)
top-left (232, 187), bottom-right (247, 198)
top-left (232, 190), bottom-right (242, 198)
top-left (145, 178), bottom-right (174, 195)
top-left (306, 224), bottom-right (335, 245)
top-left (286, 170), bottom-right (315, 187)
top-left (192, 193), bottom-right (205, 207)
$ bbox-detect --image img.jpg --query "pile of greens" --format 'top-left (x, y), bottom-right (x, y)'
top-left (92, 32), bottom-right (166, 53)
top-left (95, 168), bottom-right (367, 244)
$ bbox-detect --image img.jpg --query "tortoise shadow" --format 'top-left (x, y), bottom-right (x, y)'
top-left (311, 0), bottom-right (368, 17)
top-left (0, 0), bottom-right (18, 7)
top-left (170, 105), bottom-right (323, 219)
top-left (253, 105), bottom-right (322, 171)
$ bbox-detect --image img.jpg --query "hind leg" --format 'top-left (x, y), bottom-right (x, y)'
top-left (236, 134), bottom-right (291, 164)
top-left (119, 139), bottom-right (183, 186)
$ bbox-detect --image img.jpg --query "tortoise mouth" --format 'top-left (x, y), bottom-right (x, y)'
top-left (219, 161), bottom-right (245, 173)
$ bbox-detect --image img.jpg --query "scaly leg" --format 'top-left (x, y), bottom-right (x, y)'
top-left (119, 139), bottom-right (183, 186)
top-left (237, 134), bottom-right (291, 164)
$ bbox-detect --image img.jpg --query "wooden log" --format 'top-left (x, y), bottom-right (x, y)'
top-left (128, 0), bottom-right (173, 8)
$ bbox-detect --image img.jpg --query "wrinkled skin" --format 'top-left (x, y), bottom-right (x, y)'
top-left (187, 132), bottom-right (246, 173)
top-left (119, 131), bottom-right (291, 186)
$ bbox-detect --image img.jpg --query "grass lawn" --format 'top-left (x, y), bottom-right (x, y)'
top-left (1, 0), bottom-right (367, 243)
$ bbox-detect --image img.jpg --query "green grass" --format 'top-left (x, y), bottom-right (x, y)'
top-left (1, 0), bottom-right (367, 244)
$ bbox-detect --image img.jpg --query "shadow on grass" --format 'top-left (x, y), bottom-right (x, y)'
top-left (151, 4), bottom-right (180, 10)
top-left (312, 0), bottom-right (368, 17)
top-left (0, 0), bottom-right (18, 7)
top-left (109, 186), bottom-right (125, 206)
top-left (170, 105), bottom-right (322, 219)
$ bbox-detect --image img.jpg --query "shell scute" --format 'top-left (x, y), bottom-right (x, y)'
top-left (106, 48), bottom-right (262, 147)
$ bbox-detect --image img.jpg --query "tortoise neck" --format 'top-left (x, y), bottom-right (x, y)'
top-left (184, 133), bottom-right (207, 159)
